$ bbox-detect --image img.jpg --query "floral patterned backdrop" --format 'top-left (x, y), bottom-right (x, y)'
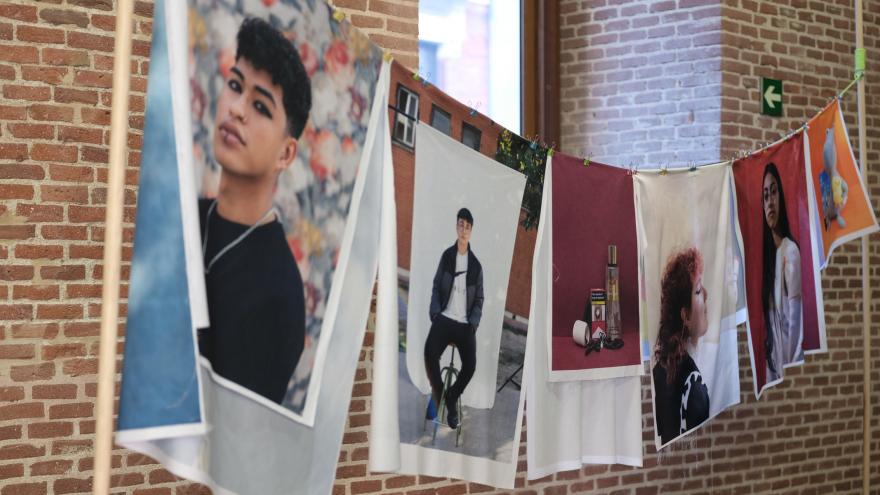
top-left (188, 0), bottom-right (383, 414)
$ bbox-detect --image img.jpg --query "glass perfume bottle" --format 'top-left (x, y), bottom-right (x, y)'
top-left (606, 245), bottom-right (622, 342)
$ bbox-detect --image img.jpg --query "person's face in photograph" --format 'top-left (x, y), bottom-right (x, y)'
top-left (456, 218), bottom-right (472, 247)
top-left (762, 171), bottom-right (780, 234)
top-left (213, 57), bottom-right (298, 181)
top-left (683, 271), bottom-right (708, 340)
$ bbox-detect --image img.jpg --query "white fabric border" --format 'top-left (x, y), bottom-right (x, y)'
top-left (526, 156), bottom-right (643, 480)
top-left (168, 0), bottom-right (208, 333)
top-left (547, 363), bottom-right (644, 382)
top-left (367, 76), bottom-right (401, 473)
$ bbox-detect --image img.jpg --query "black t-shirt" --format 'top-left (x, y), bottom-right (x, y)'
top-left (197, 198), bottom-right (305, 405)
top-left (652, 353), bottom-right (710, 445)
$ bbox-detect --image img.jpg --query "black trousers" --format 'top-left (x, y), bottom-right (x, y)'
top-left (424, 314), bottom-right (477, 404)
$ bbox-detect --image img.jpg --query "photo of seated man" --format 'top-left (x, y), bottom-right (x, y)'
top-left (197, 17), bottom-right (311, 405)
top-left (424, 208), bottom-right (484, 429)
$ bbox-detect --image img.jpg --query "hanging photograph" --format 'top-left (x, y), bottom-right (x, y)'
top-left (118, 0), bottom-right (392, 493)
top-left (634, 163), bottom-right (745, 450)
top-left (187, 0), bottom-right (385, 423)
top-left (733, 134), bottom-right (826, 397)
top-left (805, 99), bottom-right (879, 268)
top-left (393, 123), bottom-right (526, 487)
top-left (526, 155), bottom-right (643, 479)
top-left (548, 153), bottom-right (643, 380)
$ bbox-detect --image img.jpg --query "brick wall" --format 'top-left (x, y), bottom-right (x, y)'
top-left (1, 0), bottom-right (878, 494)
top-left (719, 1), bottom-right (880, 492)
top-left (551, 1), bottom-right (880, 495)
top-left (334, 0), bottom-right (419, 71)
top-left (559, 0), bottom-right (724, 169)
top-left (0, 1), bottom-right (154, 494)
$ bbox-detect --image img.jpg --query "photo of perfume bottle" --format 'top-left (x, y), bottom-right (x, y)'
top-left (570, 244), bottom-right (626, 355)
top-left (606, 244), bottom-right (622, 342)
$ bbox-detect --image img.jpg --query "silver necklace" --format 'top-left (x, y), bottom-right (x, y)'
top-left (202, 199), bottom-right (277, 274)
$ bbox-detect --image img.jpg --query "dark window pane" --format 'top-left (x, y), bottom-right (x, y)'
top-left (430, 105), bottom-right (452, 136)
top-left (461, 123), bottom-right (481, 151)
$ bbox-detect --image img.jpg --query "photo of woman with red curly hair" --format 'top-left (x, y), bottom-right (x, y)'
top-left (652, 247), bottom-right (711, 445)
top-left (635, 163), bottom-right (745, 450)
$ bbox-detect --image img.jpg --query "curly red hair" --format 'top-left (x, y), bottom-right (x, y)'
top-left (654, 247), bottom-right (703, 385)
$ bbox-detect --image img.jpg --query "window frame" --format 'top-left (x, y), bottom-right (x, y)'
top-left (461, 122), bottom-right (482, 151)
top-left (429, 104), bottom-right (453, 136)
top-left (392, 84), bottom-right (419, 149)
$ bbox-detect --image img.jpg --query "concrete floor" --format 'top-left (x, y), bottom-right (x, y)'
top-left (397, 288), bottom-right (527, 462)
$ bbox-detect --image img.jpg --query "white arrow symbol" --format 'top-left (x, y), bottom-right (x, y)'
top-left (764, 85), bottom-right (781, 109)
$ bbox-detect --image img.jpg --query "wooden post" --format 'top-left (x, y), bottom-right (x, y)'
top-left (855, 0), bottom-right (871, 493)
top-left (93, 0), bottom-right (135, 493)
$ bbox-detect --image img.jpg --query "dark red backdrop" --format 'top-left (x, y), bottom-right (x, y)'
top-left (733, 133), bottom-right (821, 394)
top-left (551, 153), bottom-right (641, 370)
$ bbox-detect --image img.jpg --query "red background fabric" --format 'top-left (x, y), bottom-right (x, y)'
top-left (551, 153), bottom-right (641, 370)
top-left (733, 133), bottom-right (820, 393)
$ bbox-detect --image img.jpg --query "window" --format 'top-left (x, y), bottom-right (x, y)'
top-left (392, 85), bottom-right (419, 148)
top-left (419, 0), bottom-right (522, 133)
top-left (461, 122), bottom-right (481, 151)
top-left (430, 105), bottom-right (452, 136)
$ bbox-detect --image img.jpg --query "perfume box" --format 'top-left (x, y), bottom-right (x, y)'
top-left (589, 288), bottom-right (606, 335)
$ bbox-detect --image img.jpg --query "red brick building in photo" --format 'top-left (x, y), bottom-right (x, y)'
top-left (386, 60), bottom-right (536, 319)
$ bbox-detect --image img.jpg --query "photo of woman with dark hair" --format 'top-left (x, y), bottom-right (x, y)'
top-left (652, 247), bottom-right (710, 446)
top-left (760, 162), bottom-right (804, 383)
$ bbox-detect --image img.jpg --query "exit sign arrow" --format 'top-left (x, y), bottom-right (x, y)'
top-left (764, 85), bottom-right (781, 108)
top-left (761, 78), bottom-right (783, 116)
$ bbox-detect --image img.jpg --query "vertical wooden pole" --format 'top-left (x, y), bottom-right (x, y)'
top-left (93, 0), bottom-right (135, 493)
top-left (855, 0), bottom-right (870, 493)
top-left (536, 0), bottom-right (560, 147)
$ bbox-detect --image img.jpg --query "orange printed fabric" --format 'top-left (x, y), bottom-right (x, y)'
top-left (805, 99), bottom-right (879, 267)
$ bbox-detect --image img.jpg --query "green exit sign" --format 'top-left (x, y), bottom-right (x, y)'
top-left (761, 78), bottom-right (783, 116)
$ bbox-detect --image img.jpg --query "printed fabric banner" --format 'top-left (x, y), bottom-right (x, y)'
top-left (634, 163), bottom-right (745, 450)
top-left (379, 123), bottom-right (526, 488)
top-left (526, 155), bottom-right (643, 478)
top-left (117, 0), bottom-right (394, 493)
top-left (805, 99), bottom-right (879, 268)
top-left (549, 153), bottom-right (643, 380)
top-left (734, 133), bottom-right (826, 398)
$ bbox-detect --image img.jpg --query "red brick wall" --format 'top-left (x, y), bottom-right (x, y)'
top-left (2, 0), bottom-right (878, 494)
top-left (334, 0), bottom-right (419, 71)
top-left (719, 1), bottom-right (880, 491)
top-left (0, 1), bottom-right (153, 494)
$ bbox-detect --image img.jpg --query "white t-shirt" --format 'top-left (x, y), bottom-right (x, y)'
top-left (441, 251), bottom-right (469, 324)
